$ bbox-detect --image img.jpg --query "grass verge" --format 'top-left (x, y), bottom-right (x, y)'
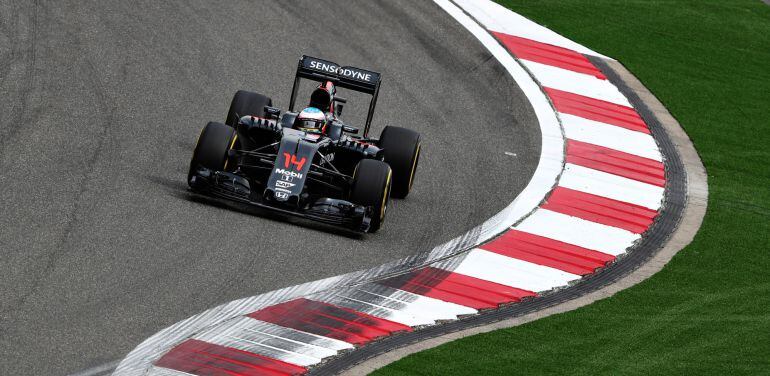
top-left (374, 1), bottom-right (770, 374)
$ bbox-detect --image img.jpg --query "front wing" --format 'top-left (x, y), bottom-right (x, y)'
top-left (189, 167), bottom-right (372, 233)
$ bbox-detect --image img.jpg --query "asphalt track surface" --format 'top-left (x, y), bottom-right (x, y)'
top-left (0, 1), bottom-right (540, 374)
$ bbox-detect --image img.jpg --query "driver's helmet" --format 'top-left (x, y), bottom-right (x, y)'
top-left (293, 107), bottom-right (326, 134)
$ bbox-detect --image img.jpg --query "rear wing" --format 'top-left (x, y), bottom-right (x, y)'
top-left (288, 55), bottom-right (381, 137)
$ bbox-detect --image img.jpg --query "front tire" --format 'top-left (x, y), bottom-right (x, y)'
top-left (225, 90), bottom-right (273, 127)
top-left (188, 121), bottom-right (237, 185)
top-left (350, 159), bottom-right (392, 233)
top-left (378, 126), bottom-right (421, 198)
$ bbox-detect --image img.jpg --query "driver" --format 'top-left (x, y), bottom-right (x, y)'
top-left (293, 107), bottom-right (327, 134)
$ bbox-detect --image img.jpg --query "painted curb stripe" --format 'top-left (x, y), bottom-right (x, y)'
top-left (545, 87), bottom-right (650, 134)
top-left (521, 60), bottom-right (631, 106)
top-left (313, 289), bottom-right (449, 326)
top-left (155, 339), bottom-right (306, 376)
top-left (479, 229), bottom-right (615, 275)
top-left (246, 299), bottom-right (411, 345)
top-left (322, 285), bottom-right (477, 321)
top-left (561, 113), bottom-right (662, 162)
top-left (232, 318), bottom-right (353, 352)
top-left (453, 0), bottom-right (610, 58)
top-left (193, 317), bottom-right (346, 366)
top-left (515, 209), bottom-right (640, 256)
top-left (448, 249), bottom-right (581, 293)
top-left (309, 297), bottom-right (433, 328)
top-left (567, 139), bottom-right (665, 186)
top-left (541, 187), bottom-right (658, 234)
top-left (559, 163), bottom-right (664, 210)
top-left (148, 366), bottom-right (196, 376)
top-left (491, 32), bottom-right (606, 79)
top-left (378, 267), bottom-right (535, 309)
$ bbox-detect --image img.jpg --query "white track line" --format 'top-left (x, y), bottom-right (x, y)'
top-left (428, 0), bottom-right (564, 245)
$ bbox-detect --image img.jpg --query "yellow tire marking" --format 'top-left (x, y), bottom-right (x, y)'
top-left (380, 168), bottom-right (392, 220)
top-left (408, 143), bottom-right (420, 190)
top-left (223, 134), bottom-right (238, 171)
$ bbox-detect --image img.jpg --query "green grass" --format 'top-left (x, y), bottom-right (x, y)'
top-left (374, 1), bottom-right (770, 375)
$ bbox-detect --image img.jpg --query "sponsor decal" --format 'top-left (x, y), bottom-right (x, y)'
top-left (275, 168), bottom-right (303, 179)
top-left (280, 174), bottom-right (293, 182)
top-left (308, 59), bottom-right (339, 74)
top-left (282, 152), bottom-right (307, 170)
top-left (338, 67), bottom-right (374, 83)
top-left (274, 191), bottom-right (289, 200)
top-left (305, 58), bottom-right (376, 83)
top-left (275, 180), bottom-right (295, 189)
top-left (274, 187), bottom-right (292, 194)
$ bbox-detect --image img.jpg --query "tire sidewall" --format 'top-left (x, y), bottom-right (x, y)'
top-left (378, 126), bottom-right (421, 199)
top-left (350, 159), bottom-right (392, 232)
top-left (188, 122), bottom-right (237, 184)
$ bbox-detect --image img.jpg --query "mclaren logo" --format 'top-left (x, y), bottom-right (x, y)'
top-left (275, 168), bottom-right (303, 179)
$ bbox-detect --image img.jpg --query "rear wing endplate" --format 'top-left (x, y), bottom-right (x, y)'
top-left (289, 55), bottom-right (381, 137)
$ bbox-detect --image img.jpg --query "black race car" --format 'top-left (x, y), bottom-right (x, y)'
top-left (187, 56), bottom-right (421, 233)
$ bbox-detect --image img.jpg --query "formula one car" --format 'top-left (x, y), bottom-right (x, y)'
top-left (187, 56), bottom-right (421, 233)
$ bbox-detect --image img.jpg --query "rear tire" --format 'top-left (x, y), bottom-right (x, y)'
top-left (349, 159), bottom-right (392, 233)
top-left (188, 122), bottom-right (237, 185)
top-left (226, 90), bottom-right (273, 127)
top-left (378, 126), bottom-right (421, 198)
